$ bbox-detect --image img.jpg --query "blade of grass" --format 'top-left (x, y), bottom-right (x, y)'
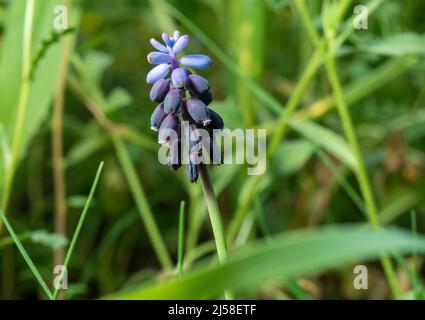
top-left (177, 201), bottom-right (185, 276)
top-left (0, 209), bottom-right (53, 300)
top-left (52, 161), bottom-right (104, 300)
top-left (112, 135), bottom-right (173, 270)
top-left (1, 0), bottom-right (35, 224)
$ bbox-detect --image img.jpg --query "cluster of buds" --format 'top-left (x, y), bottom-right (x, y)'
top-left (147, 31), bottom-right (224, 183)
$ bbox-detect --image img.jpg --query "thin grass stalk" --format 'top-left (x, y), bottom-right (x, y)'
top-left (0, 209), bottom-right (53, 299)
top-left (325, 52), bottom-right (401, 298)
top-left (52, 0), bottom-right (73, 289)
top-left (53, 162), bottom-right (104, 299)
top-left (112, 135), bottom-right (173, 270)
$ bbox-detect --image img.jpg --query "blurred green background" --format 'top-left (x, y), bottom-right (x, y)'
top-left (0, 0), bottom-right (425, 300)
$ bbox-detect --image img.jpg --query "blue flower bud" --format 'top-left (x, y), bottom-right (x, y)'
top-left (158, 114), bottom-right (179, 145)
top-left (162, 33), bottom-right (173, 47)
top-left (186, 98), bottom-right (211, 126)
top-left (173, 31), bottom-right (181, 41)
top-left (171, 68), bottom-right (188, 88)
top-left (173, 35), bottom-right (190, 54)
top-left (186, 159), bottom-right (199, 183)
top-left (188, 74), bottom-right (210, 95)
top-left (150, 38), bottom-right (168, 53)
top-left (146, 63), bottom-right (171, 84)
top-left (207, 108), bottom-right (224, 130)
top-left (150, 103), bottom-right (167, 131)
top-left (149, 79), bottom-right (170, 103)
top-left (180, 54), bottom-right (212, 70)
top-left (164, 89), bottom-right (182, 114)
top-left (147, 52), bottom-right (172, 65)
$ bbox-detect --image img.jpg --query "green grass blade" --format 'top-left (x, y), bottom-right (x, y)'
top-left (109, 225), bottom-right (423, 299)
top-left (53, 161), bottom-right (104, 300)
top-left (0, 209), bottom-right (53, 300)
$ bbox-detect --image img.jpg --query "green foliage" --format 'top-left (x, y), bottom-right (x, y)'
top-left (111, 225), bottom-right (424, 299)
top-left (1, 0), bottom-right (425, 300)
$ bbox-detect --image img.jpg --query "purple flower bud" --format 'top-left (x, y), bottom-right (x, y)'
top-left (173, 31), bottom-right (181, 41)
top-left (150, 38), bottom-right (168, 53)
top-left (171, 68), bottom-right (188, 88)
top-left (158, 114), bottom-right (179, 145)
top-left (150, 103), bottom-right (167, 131)
top-left (186, 98), bottom-right (211, 126)
top-left (149, 79), bottom-right (170, 103)
top-left (146, 63), bottom-right (171, 84)
top-left (164, 89), bottom-right (182, 114)
top-left (186, 159), bottom-right (199, 183)
top-left (180, 54), bottom-right (212, 70)
top-left (173, 35), bottom-right (190, 54)
top-left (207, 109), bottom-right (224, 130)
top-left (162, 33), bottom-right (173, 47)
top-left (147, 52), bottom-right (172, 65)
top-left (188, 74), bottom-right (210, 95)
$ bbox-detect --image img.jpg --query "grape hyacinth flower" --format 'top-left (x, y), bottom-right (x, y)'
top-left (147, 31), bottom-right (224, 183)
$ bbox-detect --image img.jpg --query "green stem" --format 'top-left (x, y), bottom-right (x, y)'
top-left (199, 164), bottom-right (233, 300)
top-left (177, 201), bottom-right (185, 276)
top-left (112, 135), bottom-right (173, 270)
top-left (0, 0), bottom-right (35, 225)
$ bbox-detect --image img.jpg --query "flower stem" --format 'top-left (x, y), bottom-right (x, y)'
top-left (199, 163), bottom-right (233, 299)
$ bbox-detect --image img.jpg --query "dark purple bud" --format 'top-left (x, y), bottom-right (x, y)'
top-left (207, 109), bottom-right (224, 130)
top-left (150, 103), bottom-right (167, 131)
top-left (186, 159), bottom-right (199, 183)
top-left (173, 35), bottom-right (190, 54)
top-left (147, 52), bottom-right (172, 65)
top-left (186, 98), bottom-right (211, 126)
top-left (158, 114), bottom-right (179, 145)
top-left (146, 63), bottom-right (170, 84)
top-left (199, 90), bottom-right (213, 105)
top-left (171, 68), bottom-right (188, 88)
top-left (150, 38), bottom-right (168, 53)
top-left (180, 54), bottom-right (212, 70)
top-left (164, 89), bottom-right (182, 114)
top-left (188, 74), bottom-right (210, 95)
top-left (149, 79), bottom-right (170, 103)
top-left (168, 140), bottom-right (182, 171)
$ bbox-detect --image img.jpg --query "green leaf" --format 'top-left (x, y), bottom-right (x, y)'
top-left (109, 225), bottom-right (423, 299)
top-left (0, 0), bottom-right (80, 164)
top-left (290, 119), bottom-right (356, 169)
top-left (105, 87), bottom-right (132, 113)
top-left (272, 140), bottom-right (315, 175)
top-left (362, 33), bottom-right (425, 57)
